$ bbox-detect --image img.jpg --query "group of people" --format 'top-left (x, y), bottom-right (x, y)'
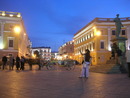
top-left (1, 55), bottom-right (26, 70)
top-left (1, 55), bottom-right (52, 71)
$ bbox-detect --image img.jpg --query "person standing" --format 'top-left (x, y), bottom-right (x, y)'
top-left (28, 57), bottom-right (33, 70)
top-left (16, 55), bottom-right (20, 70)
top-left (79, 49), bottom-right (91, 78)
top-left (20, 56), bottom-right (25, 70)
top-left (126, 50), bottom-right (130, 77)
top-left (37, 58), bottom-right (41, 70)
top-left (9, 56), bottom-right (15, 70)
top-left (2, 55), bottom-right (7, 70)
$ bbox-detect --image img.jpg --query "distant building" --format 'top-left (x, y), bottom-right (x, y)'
top-left (51, 51), bottom-right (58, 60)
top-left (58, 40), bottom-right (74, 60)
top-left (31, 46), bottom-right (51, 60)
top-left (0, 11), bottom-right (31, 59)
top-left (74, 17), bottom-right (130, 65)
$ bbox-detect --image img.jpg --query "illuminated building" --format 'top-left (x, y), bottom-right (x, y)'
top-left (31, 47), bottom-right (51, 60)
top-left (58, 40), bottom-right (74, 60)
top-left (0, 11), bottom-right (31, 58)
top-left (74, 17), bottom-right (130, 65)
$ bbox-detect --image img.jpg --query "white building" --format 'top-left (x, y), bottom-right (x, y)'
top-left (31, 46), bottom-right (51, 60)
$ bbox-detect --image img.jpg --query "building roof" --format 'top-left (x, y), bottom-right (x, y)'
top-left (74, 17), bottom-right (130, 36)
top-left (0, 11), bottom-right (21, 18)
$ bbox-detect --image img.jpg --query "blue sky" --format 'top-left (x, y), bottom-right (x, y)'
top-left (0, 0), bottom-right (130, 51)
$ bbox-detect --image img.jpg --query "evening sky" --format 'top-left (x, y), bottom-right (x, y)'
top-left (0, 0), bottom-right (130, 51)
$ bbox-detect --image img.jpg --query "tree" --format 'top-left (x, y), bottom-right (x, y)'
top-left (34, 50), bottom-right (40, 58)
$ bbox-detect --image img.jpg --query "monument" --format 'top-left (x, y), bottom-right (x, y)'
top-left (111, 14), bottom-right (127, 73)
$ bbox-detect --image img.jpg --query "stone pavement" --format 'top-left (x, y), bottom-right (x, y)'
top-left (0, 65), bottom-right (130, 98)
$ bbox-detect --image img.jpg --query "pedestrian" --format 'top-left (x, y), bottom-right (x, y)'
top-left (28, 57), bottom-right (33, 70)
top-left (79, 49), bottom-right (92, 78)
top-left (20, 56), bottom-right (25, 70)
top-left (37, 58), bottom-right (41, 70)
top-left (126, 50), bottom-right (130, 77)
top-left (16, 55), bottom-right (20, 70)
top-left (9, 55), bottom-right (15, 70)
top-left (2, 55), bottom-right (7, 70)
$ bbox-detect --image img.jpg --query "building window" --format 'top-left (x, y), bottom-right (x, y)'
top-left (93, 43), bottom-right (95, 49)
top-left (90, 33), bottom-right (91, 38)
top-left (122, 30), bottom-right (125, 35)
top-left (9, 39), bottom-right (13, 47)
top-left (112, 30), bottom-right (116, 35)
top-left (90, 44), bottom-right (91, 50)
top-left (100, 41), bottom-right (104, 49)
top-left (8, 53), bottom-right (13, 56)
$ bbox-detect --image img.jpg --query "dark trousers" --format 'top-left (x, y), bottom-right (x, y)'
top-left (2, 62), bottom-right (7, 70)
top-left (127, 63), bottom-right (130, 77)
top-left (21, 62), bottom-right (24, 70)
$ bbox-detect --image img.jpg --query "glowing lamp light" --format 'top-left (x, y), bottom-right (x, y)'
top-left (2, 13), bottom-right (5, 16)
top-left (93, 26), bottom-right (96, 29)
top-left (96, 31), bottom-right (101, 36)
top-left (9, 14), bottom-right (13, 17)
top-left (32, 54), bottom-right (36, 58)
top-left (17, 14), bottom-right (21, 17)
top-left (14, 26), bottom-right (21, 33)
top-left (0, 44), bottom-right (4, 49)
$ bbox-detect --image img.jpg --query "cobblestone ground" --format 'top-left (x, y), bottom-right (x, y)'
top-left (0, 64), bottom-right (130, 98)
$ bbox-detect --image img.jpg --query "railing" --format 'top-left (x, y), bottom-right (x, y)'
top-left (95, 17), bottom-right (130, 22)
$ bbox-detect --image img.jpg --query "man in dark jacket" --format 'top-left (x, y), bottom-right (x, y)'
top-left (2, 55), bottom-right (7, 70)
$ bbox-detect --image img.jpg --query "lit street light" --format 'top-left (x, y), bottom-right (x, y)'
top-left (13, 26), bottom-right (21, 33)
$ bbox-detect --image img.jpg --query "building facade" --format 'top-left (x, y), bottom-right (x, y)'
top-left (74, 17), bottom-right (130, 65)
top-left (0, 11), bottom-right (31, 59)
top-left (31, 47), bottom-right (51, 60)
top-left (51, 51), bottom-right (58, 60)
top-left (58, 40), bottom-right (74, 60)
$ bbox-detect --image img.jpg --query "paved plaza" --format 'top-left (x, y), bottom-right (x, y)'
top-left (0, 65), bottom-right (130, 98)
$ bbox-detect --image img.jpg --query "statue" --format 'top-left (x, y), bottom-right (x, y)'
top-left (114, 14), bottom-right (123, 38)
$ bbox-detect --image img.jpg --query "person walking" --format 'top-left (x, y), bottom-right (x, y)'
top-left (9, 55), bottom-right (15, 70)
top-left (20, 56), bottom-right (25, 70)
top-left (2, 55), bottom-right (7, 70)
top-left (16, 55), bottom-right (20, 70)
top-left (28, 57), bottom-right (33, 70)
top-left (79, 49), bottom-right (91, 78)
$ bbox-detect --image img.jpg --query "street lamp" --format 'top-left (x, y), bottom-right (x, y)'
top-left (13, 26), bottom-right (21, 33)
top-left (96, 31), bottom-right (101, 36)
